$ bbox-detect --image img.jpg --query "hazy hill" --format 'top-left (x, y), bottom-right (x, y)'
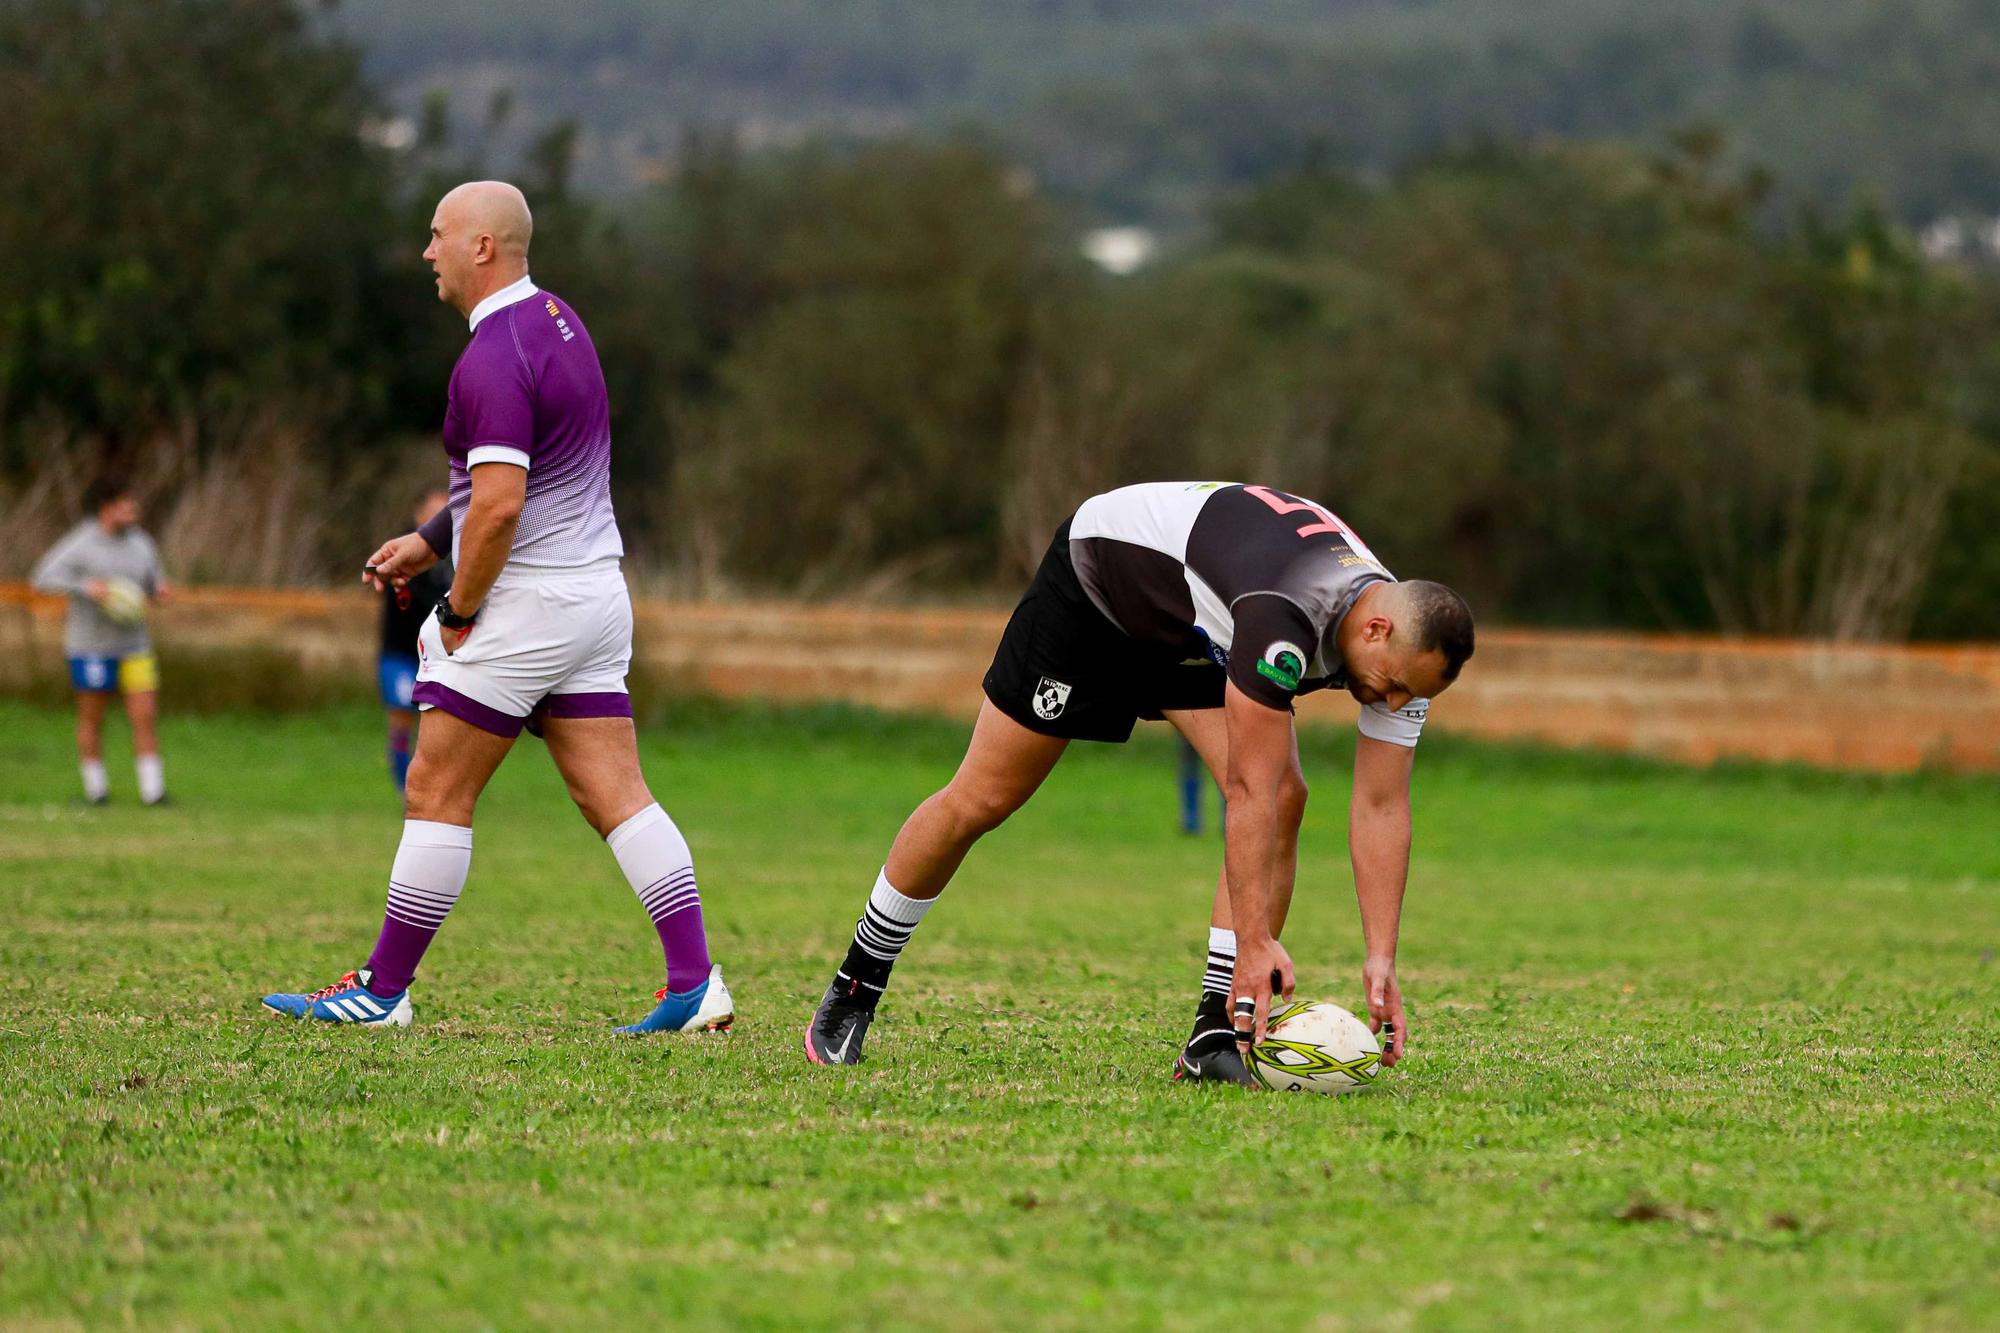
top-left (320, 0), bottom-right (2000, 223)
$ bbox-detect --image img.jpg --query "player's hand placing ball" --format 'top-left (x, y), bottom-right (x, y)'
top-left (1230, 936), bottom-right (1296, 1052)
top-left (1363, 955), bottom-right (1407, 1067)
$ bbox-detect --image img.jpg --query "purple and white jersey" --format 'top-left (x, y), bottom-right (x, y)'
top-left (441, 275), bottom-right (623, 568)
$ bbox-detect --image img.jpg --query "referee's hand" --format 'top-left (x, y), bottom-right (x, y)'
top-left (363, 532), bottom-right (438, 593)
top-left (1229, 937), bottom-right (1296, 1052)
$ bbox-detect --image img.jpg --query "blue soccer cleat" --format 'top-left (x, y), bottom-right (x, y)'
top-left (262, 968), bottom-right (412, 1027)
top-left (615, 964), bottom-right (734, 1034)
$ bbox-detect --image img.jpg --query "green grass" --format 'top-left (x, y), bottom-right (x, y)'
top-left (1, 698), bottom-right (1997, 1330)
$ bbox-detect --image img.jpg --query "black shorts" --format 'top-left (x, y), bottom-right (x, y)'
top-left (982, 521), bottom-right (1226, 743)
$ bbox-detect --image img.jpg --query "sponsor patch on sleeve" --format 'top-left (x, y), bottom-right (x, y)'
top-left (1255, 641), bottom-right (1306, 692)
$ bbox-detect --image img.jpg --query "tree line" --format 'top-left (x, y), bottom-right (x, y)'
top-left (335, 0), bottom-right (2000, 227)
top-left (2, 0), bottom-right (1996, 641)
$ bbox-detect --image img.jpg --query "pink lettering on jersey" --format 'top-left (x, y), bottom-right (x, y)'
top-left (1242, 485), bottom-right (1351, 541)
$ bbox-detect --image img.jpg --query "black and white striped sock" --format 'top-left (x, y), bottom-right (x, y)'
top-left (1202, 926), bottom-right (1237, 1000)
top-left (835, 868), bottom-right (936, 1004)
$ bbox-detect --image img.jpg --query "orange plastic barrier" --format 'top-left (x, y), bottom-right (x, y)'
top-left (4, 583), bottom-right (1997, 772)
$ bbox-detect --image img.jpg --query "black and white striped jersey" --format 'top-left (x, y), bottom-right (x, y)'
top-left (1068, 481), bottom-right (1428, 746)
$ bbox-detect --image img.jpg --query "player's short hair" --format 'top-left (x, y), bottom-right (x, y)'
top-left (1400, 580), bottom-right (1475, 682)
top-left (86, 476), bottom-right (132, 511)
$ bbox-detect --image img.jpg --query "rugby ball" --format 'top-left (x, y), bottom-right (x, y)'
top-left (1246, 1000), bottom-right (1383, 1095)
top-left (99, 578), bottom-right (148, 625)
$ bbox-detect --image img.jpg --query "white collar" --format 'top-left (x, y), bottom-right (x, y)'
top-left (467, 274), bottom-right (538, 332)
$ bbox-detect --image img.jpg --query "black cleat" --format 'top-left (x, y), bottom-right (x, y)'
top-left (804, 979), bottom-right (876, 1066)
top-left (1168, 1000), bottom-right (1256, 1088)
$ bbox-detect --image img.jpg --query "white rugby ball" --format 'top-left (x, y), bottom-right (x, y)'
top-left (1246, 1000), bottom-right (1383, 1095)
top-left (99, 577), bottom-right (148, 625)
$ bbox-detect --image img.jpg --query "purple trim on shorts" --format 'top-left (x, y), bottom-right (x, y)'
top-left (534, 691), bottom-right (633, 721)
top-left (412, 680), bottom-right (527, 738)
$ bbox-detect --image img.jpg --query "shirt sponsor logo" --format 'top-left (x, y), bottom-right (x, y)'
top-left (1256, 641), bottom-right (1306, 692)
top-left (1032, 676), bottom-right (1072, 721)
top-left (545, 298), bottom-right (575, 342)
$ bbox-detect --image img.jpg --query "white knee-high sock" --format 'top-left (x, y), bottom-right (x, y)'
top-left (365, 820), bottom-right (474, 994)
top-left (854, 868), bottom-right (936, 963)
top-left (833, 867), bottom-right (937, 1001)
top-left (1203, 926), bottom-right (1237, 998)
top-left (608, 803), bottom-right (711, 991)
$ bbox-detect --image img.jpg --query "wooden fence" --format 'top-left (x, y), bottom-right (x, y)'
top-left (4, 583), bottom-right (1998, 772)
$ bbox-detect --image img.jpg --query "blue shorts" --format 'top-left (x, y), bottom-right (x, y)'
top-left (69, 653), bottom-right (158, 696)
top-left (379, 653), bottom-right (419, 710)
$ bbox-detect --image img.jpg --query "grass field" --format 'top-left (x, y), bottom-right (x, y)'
top-left (2, 697), bottom-right (1997, 1330)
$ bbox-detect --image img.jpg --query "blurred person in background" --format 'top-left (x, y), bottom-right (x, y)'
top-left (29, 477), bottom-right (173, 807)
top-left (378, 487), bottom-right (454, 794)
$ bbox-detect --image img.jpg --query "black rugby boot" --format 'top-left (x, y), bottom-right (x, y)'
top-left (1173, 992), bottom-right (1259, 1088)
top-left (804, 974), bottom-right (878, 1066)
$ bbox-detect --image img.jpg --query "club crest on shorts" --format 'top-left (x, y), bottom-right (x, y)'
top-left (1032, 676), bottom-right (1072, 721)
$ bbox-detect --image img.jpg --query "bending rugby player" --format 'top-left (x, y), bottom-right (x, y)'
top-left (804, 481), bottom-right (1473, 1084)
top-left (262, 181), bottom-right (733, 1033)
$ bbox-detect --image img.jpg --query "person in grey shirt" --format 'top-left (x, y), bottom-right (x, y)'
top-left (29, 477), bottom-right (172, 805)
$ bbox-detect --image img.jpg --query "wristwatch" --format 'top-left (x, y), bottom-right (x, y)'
top-left (436, 598), bottom-right (480, 631)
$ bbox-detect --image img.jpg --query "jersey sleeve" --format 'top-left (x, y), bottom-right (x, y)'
top-left (28, 527), bottom-right (89, 596)
top-left (1358, 698), bottom-right (1429, 748)
top-left (459, 330), bottom-right (535, 470)
top-left (417, 504), bottom-right (454, 558)
top-left (1227, 592), bottom-right (1321, 711)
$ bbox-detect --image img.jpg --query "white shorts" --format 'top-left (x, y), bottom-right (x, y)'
top-left (413, 558), bottom-right (633, 737)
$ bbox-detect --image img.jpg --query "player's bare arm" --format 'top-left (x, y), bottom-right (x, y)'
top-left (1351, 734), bottom-right (1415, 1066)
top-left (1221, 680), bottom-right (1301, 1051)
top-left (436, 461), bottom-right (525, 650)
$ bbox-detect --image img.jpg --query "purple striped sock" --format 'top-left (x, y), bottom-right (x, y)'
top-left (607, 804), bottom-right (711, 992)
top-left (364, 820), bottom-right (472, 995)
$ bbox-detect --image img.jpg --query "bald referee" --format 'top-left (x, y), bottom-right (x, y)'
top-left (262, 182), bottom-right (734, 1033)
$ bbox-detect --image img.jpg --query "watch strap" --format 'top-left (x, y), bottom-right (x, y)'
top-left (437, 599), bottom-right (479, 630)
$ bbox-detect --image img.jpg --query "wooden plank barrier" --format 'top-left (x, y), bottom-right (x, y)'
top-left (4, 583), bottom-right (1998, 772)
